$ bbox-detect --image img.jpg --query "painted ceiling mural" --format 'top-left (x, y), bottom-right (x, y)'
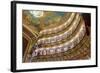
top-left (22, 10), bottom-right (91, 63)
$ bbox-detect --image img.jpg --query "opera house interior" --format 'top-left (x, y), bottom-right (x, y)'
top-left (22, 10), bottom-right (91, 63)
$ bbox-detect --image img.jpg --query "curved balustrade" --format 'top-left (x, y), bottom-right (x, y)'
top-left (37, 14), bottom-right (80, 45)
top-left (39, 13), bottom-right (76, 35)
top-left (31, 21), bottom-right (86, 57)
